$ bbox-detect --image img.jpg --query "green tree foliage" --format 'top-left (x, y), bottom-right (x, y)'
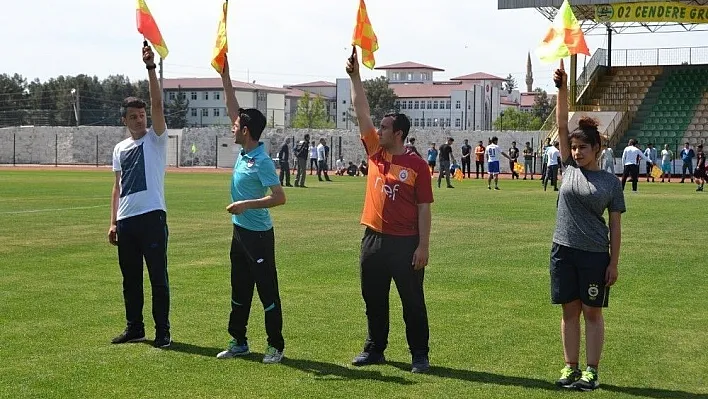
top-left (165, 86), bottom-right (189, 129)
top-left (494, 107), bottom-right (543, 131)
top-left (362, 77), bottom-right (398, 126)
top-left (531, 88), bottom-right (555, 123)
top-left (292, 93), bottom-right (333, 129)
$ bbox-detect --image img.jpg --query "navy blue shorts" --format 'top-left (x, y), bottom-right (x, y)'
top-left (550, 243), bottom-right (610, 308)
top-left (488, 161), bottom-right (500, 174)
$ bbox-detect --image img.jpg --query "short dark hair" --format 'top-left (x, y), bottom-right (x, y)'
top-left (491, 136), bottom-right (498, 144)
top-left (304, 134), bottom-right (310, 140)
top-left (120, 97), bottom-right (146, 117)
top-left (629, 138), bottom-right (637, 146)
top-left (525, 141), bottom-right (530, 145)
top-left (384, 113), bottom-right (411, 141)
top-left (238, 108), bottom-right (267, 141)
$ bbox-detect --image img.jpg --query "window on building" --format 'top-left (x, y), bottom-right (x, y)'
top-left (455, 100), bottom-right (461, 109)
top-left (401, 101), bottom-right (407, 109)
top-left (392, 72), bottom-right (400, 80)
top-left (191, 92), bottom-right (197, 100)
top-left (427, 118), bottom-right (432, 127)
top-left (414, 101), bottom-right (419, 109)
top-left (433, 119), bottom-right (439, 127)
top-left (342, 118), bottom-right (346, 122)
top-left (455, 118), bottom-right (461, 127)
top-left (407, 73), bottom-right (413, 81)
top-left (426, 101), bottom-right (432, 109)
top-left (203, 92), bottom-right (209, 100)
top-left (414, 118), bottom-right (420, 127)
top-left (446, 118), bottom-right (451, 127)
top-left (446, 101), bottom-right (451, 109)
top-left (468, 103), bottom-right (471, 109)
top-left (191, 108), bottom-right (197, 117)
top-left (421, 73), bottom-right (429, 81)
top-left (202, 108), bottom-right (208, 117)
top-left (214, 91), bottom-right (221, 100)
top-left (213, 108), bottom-right (220, 117)
top-left (257, 92), bottom-right (267, 102)
top-left (395, 100), bottom-right (401, 109)
top-left (407, 101), bottom-right (413, 109)
top-left (168, 92), bottom-right (175, 100)
top-left (433, 101), bottom-right (439, 109)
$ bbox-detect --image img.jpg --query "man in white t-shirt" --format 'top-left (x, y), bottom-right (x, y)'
top-left (317, 138), bottom-right (331, 182)
top-left (485, 136), bottom-right (510, 190)
top-left (108, 43), bottom-right (171, 348)
top-left (621, 138), bottom-right (652, 192)
top-left (543, 141), bottom-right (561, 191)
top-left (600, 144), bottom-right (615, 175)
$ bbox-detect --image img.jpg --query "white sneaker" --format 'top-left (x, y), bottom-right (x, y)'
top-left (262, 345), bottom-right (284, 364)
top-left (216, 339), bottom-right (250, 359)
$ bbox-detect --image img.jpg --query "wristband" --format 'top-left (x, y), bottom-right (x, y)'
top-left (146, 64), bottom-right (157, 70)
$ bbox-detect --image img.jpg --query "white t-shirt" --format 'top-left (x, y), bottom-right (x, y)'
top-left (601, 148), bottom-right (614, 165)
top-left (485, 144), bottom-right (501, 163)
top-left (112, 128), bottom-right (167, 220)
top-left (546, 146), bottom-right (561, 166)
top-left (661, 149), bottom-right (672, 163)
top-left (336, 159), bottom-right (344, 169)
top-left (317, 144), bottom-right (326, 161)
top-left (622, 146), bottom-right (650, 166)
top-left (309, 145), bottom-right (318, 159)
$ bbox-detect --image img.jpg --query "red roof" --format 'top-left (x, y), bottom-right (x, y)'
top-left (391, 82), bottom-right (475, 98)
top-left (451, 72), bottom-right (506, 81)
top-left (163, 78), bottom-right (288, 93)
top-left (375, 61), bottom-right (444, 71)
top-left (520, 93), bottom-right (536, 107)
top-left (285, 88), bottom-right (307, 98)
top-left (289, 81), bottom-right (336, 88)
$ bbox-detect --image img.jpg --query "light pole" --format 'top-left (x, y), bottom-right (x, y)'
top-left (499, 111), bottom-right (504, 131)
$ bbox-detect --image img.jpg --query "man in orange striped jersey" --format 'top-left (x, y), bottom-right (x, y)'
top-left (346, 49), bottom-right (433, 374)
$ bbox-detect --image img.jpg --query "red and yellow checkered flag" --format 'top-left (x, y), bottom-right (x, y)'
top-left (351, 0), bottom-right (379, 70)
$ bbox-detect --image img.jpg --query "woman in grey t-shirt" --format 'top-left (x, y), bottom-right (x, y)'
top-left (550, 61), bottom-right (626, 391)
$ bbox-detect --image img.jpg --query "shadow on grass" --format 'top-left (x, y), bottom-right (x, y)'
top-left (167, 342), bottom-right (413, 385)
top-left (387, 361), bottom-right (556, 391)
top-left (602, 385), bottom-right (708, 399)
top-left (387, 361), bottom-right (706, 398)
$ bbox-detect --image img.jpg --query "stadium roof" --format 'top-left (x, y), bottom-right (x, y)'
top-left (498, 0), bottom-right (708, 34)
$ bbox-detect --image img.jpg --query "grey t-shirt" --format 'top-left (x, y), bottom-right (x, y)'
top-left (553, 160), bottom-right (626, 253)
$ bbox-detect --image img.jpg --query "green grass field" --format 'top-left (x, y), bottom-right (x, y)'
top-left (1, 169), bottom-right (706, 399)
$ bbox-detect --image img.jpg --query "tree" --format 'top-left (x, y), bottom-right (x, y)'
top-left (165, 86), bottom-right (189, 128)
top-left (532, 88), bottom-right (554, 123)
top-left (362, 76), bottom-right (398, 126)
top-left (494, 107), bottom-right (543, 130)
top-left (504, 73), bottom-right (517, 94)
top-left (292, 92), bottom-right (332, 128)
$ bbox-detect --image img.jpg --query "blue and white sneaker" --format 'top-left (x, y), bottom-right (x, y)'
top-left (216, 339), bottom-right (250, 359)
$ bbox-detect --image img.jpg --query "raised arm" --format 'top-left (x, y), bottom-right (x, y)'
top-left (346, 47), bottom-right (375, 137)
top-left (143, 43), bottom-right (166, 135)
top-left (220, 56), bottom-right (241, 125)
top-left (555, 60), bottom-right (570, 162)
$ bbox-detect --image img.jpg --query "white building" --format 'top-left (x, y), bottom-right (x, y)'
top-left (163, 78), bottom-right (287, 127)
top-left (283, 81), bottom-right (337, 127)
top-left (333, 61), bottom-right (505, 131)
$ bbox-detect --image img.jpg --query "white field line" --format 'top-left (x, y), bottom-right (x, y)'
top-left (0, 205), bottom-right (104, 215)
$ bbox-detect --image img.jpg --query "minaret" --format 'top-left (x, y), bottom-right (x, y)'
top-left (525, 52), bottom-right (534, 93)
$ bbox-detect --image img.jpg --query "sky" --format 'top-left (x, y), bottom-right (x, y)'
top-left (2, 0), bottom-right (708, 92)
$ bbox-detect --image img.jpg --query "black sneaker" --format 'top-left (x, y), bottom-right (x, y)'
top-left (571, 368), bottom-right (599, 391)
top-left (154, 332), bottom-right (172, 348)
top-left (111, 328), bottom-right (146, 344)
top-left (556, 365), bottom-right (581, 388)
top-left (411, 354), bottom-right (430, 373)
top-left (351, 351), bottom-right (385, 366)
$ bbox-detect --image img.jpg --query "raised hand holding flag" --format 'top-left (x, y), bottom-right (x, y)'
top-left (136, 0), bottom-right (168, 59)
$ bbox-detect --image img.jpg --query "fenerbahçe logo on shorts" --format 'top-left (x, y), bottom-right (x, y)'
top-left (588, 284), bottom-right (599, 300)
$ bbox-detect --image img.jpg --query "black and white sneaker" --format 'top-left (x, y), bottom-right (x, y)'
top-left (111, 328), bottom-right (146, 344)
top-left (153, 332), bottom-right (172, 348)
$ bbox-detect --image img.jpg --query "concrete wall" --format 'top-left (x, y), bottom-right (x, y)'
top-left (0, 126), bottom-right (544, 171)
